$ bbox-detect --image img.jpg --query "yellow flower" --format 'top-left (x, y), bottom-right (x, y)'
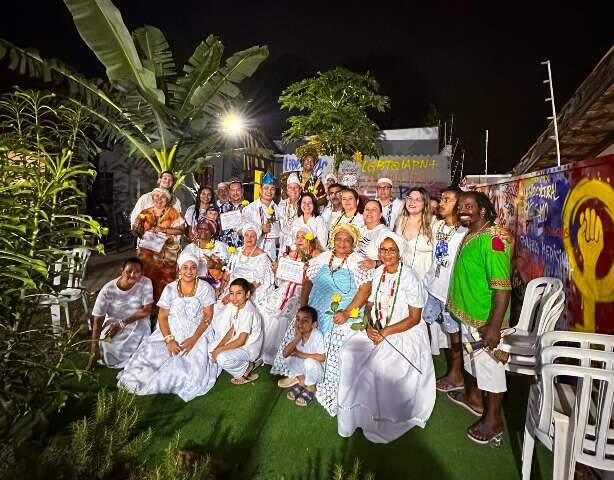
top-left (205, 242), bottom-right (214, 250)
top-left (266, 208), bottom-right (274, 215)
top-left (227, 246), bottom-right (237, 254)
top-left (331, 293), bottom-right (342, 303)
top-left (350, 307), bottom-right (360, 318)
top-left (139, 214), bottom-right (146, 220)
top-left (304, 232), bottom-right (314, 241)
top-left (241, 200), bottom-right (249, 207)
top-left (309, 186), bottom-right (318, 194)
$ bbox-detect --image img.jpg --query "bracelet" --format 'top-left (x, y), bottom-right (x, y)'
top-left (119, 320), bottom-right (126, 329)
top-left (164, 334), bottom-right (175, 344)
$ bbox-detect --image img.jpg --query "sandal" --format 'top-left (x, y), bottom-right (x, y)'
top-left (295, 388), bottom-right (316, 407)
top-left (447, 391), bottom-right (484, 417)
top-left (467, 421), bottom-right (504, 447)
top-left (231, 373), bottom-right (259, 385)
top-left (245, 359), bottom-right (263, 377)
top-left (287, 384), bottom-right (304, 401)
top-left (435, 377), bottom-right (464, 393)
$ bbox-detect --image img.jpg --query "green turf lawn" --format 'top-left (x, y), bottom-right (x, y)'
top-left (55, 355), bottom-right (553, 480)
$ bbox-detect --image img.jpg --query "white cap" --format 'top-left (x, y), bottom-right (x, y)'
top-left (377, 177), bottom-right (393, 186)
top-left (286, 173), bottom-right (301, 186)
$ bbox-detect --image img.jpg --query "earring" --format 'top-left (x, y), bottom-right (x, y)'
top-left (178, 273), bottom-right (183, 280)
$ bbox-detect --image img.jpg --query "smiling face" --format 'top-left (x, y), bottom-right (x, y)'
top-left (199, 188), bottom-right (213, 206)
top-left (300, 195), bottom-right (315, 217)
top-left (295, 230), bottom-right (306, 250)
top-left (159, 172), bottom-right (174, 189)
top-left (152, 192), bottom-right (170, 209)
top-left (243, 228), bottom-right (258, 248)
top-left (340, 190), bottom-right (358, 214)
top-left (179, 260), bottom-right (198, 282)
top-left (458, 194), bottom-right (483, 228)
top-left (333, 230), bottom-right (354, 256)
top-left (363, 200), bottom-right (382, 228)
top-left (119, 262), bottom-right (142, 288)
top-left (378, 237), bottom-right (401, 270)
top-left (301, 155), bottom-right (316, 172)
top-left (261, 184), bottom-right (275, 202)
top-left (229, 182), bottom-right (243, 203)
top-left (229, 284), bottom-right (250, 307)
top-left (405, 190), bottom-right (424, 215)
top-left (286, 183), bottom-right (301, 202)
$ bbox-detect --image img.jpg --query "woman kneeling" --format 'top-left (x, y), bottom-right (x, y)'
top-left (337, 233), bottom-right (436, 443)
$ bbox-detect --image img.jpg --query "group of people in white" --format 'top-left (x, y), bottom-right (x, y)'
top-left (88, 152), bottom-right (512, 446)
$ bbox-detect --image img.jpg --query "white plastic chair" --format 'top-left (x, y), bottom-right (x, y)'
top-left (38, 247), bottom-right (91, 333)
top-left (503, 277), bottom-right (565, 375)
top-left (541, 330), bottom-right (614, 354)
top-left (522, 345), bottom-right (614, 479)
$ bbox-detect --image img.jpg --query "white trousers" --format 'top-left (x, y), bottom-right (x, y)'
top-left (217, 348), bottom-right (251, 379)
top-left (286, 356), bottom-right (324, 386)
top-left (461, 324), bottom-right (507, 393)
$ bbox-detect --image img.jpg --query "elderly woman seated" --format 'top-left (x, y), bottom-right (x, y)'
top-left (337, 232), bottom-right (435, 443)
top-left (132, 187), bottom-right (185, 302)
top-left (117, 253), bottom-right (218, 402)
top-left (87, 257), bottom-right (153, 370)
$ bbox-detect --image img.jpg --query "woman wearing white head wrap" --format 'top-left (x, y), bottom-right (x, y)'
top-left (336, 230), bottom-right (436, 443)
top-left (117, 248), bottom-right (219, 402)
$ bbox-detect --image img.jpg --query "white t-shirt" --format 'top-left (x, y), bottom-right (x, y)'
top-left (296, 328), bottom-right (325, 355)
top-left (358, 223), bottom-right (390, 260)
top-left (130, 191), bottom-right (182, 225)
top-left (92, 276), bottom-right (153, 325)
top-left (226, 301), bottom-right (263, 361)
top-left (424, 220), bottom-right (468, 302)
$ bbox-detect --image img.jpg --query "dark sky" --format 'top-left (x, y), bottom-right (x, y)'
top-left (1, 1), bottom-right (611, 175)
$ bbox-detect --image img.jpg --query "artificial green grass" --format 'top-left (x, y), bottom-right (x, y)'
top-left (52, 355), bottom-right (553, 479)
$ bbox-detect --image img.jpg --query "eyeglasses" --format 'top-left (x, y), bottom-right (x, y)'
top-left (379, 247), bottom-right (399, 254)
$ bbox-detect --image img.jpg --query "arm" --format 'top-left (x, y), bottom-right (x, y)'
top-left (479, 290), bottom-right (511, 348)
top-left (283, 335), bottom-right (301, 358)
top-left (333, 282), bottom-right (372, 324)
top-left (367, 304), bottom-right (421, 345)
top-left (214, 331), bottom-right (248, 358)
top-left (158, 307), bottom-right (182, 355)
top-left (292, 351), bottom-right (326, 362)
top-left (180, 304), bottom-right (214, 354)
top-left (121, 303), bottom-right (153, 326)
top-left (87, 315), bottom-right (105, 369)
top-left (300, 278), bottom-right (313, 306)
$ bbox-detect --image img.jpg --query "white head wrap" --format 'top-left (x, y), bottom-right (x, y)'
top-left (242, 222), bottom-right (262, 239)
top-left (177, 252), bottom-right (199, 270)
top-left (286, 173), bottom-right (301, 186)
top-left (376, 231), bottom-right (406, 259)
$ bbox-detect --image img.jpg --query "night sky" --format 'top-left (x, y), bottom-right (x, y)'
top-left (1, 1), bottom-right (611, 176)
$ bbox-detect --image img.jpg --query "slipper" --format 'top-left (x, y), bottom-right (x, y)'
top-left (435, 377), bottom-right (464, 393)
top-left (231, 373), bottom-right (259, 385)
top-left (295, 389), bottom-right (316, 407)
top-left (287, 384), bottom-right (304, 401)
top-left (447, 391), bottom-right (484, 417)
top-left (467, 421), bottom-right (504, 446)
top-left (245, 359), bottom-right (264, 377)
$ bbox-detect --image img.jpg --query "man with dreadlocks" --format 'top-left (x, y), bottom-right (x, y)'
top-left (445, 191), bottom-right (511, 447)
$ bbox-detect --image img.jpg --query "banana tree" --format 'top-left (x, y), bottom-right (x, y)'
top-left (0, 0), bottom-right (269, 187)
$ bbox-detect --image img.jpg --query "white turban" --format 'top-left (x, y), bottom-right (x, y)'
top-left (242, 222), bottom-right (262, 239)
top-left (376, 232), bottom-right (406, 259)
top-left (177, 252), bottom-right (199, 270)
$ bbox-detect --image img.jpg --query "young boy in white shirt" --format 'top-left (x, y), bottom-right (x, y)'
top-left (281, 306), bottom-right (326, 406)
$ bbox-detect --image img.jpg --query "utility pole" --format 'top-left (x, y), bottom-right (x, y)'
top-left (484, 129), bottom-right (489, 175)
top-left (541, 60), bottom-right (561, 167)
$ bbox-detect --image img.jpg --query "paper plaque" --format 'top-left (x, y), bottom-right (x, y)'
top-left (220, 210), bottom-right (242, 231)
top-left (276, 257), bottom-right (305, 285)
top-left (139, 231), bottom-right (167, 253)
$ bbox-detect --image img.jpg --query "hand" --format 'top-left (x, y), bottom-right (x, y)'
top-left (262, 223), bottom-right (271, 234)
top-left (86, 347), bottom-right (100, 370)
top-left (271, 261), bottom-right (278, 275)
top-left (166, 340), bottom-right (182, 356)
top-left (333, 309), bottom-right (349, 325)
top-left (359, 259), bottom-right (377, 271)
top-left (107, 322), bottom-right (121, 339)
top-left (180, 335), bottom-right (197, 356)
top-left (578, 207), bottom-right (604, 272)
top-left (291, 351), bottom-right (305, 359)
top-left (222, 294), bottom-right (231, 305)
top-left (478, 323), bottom-right (501, 349)
top-left (366, 327), bottom-right (384, 345)
top-left (211, 347), bottom-right (221, 362)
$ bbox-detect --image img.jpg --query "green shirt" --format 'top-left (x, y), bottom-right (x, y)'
top-left (447, 225), bottom-right (512, 328)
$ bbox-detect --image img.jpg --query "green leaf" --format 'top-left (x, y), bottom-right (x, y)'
top-left (132, 25), bottom-right (176, 81)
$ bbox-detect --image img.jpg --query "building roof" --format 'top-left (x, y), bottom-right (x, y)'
top-left (513, 45), bottom-right (614, 175)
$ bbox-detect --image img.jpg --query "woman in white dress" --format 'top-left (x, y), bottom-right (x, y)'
top-left (326, 187), bottom-right (365, 244)
top-left (337, 232), bottom-right (436, 443)
top-left (394, 187), bottom-right (434, 279)
top-left (87, 257), bottom-right (154, 370)
top-left (294, 192), bottom-right (328, 252)
top-left (264, 224), bottom-right (323, 366)
top-left (117, 253), bottom-right (218, 402)
top-left (358, 199), bottom-right (390, 270)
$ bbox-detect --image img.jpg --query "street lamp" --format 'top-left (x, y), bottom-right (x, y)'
top-left (221, 111), bottom-right (245, 137)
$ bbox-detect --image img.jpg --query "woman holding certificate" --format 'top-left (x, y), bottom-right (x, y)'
top-left (263, 224), bottom-right (322, 365)
top-left (132, 188), bottom-right (185, 302)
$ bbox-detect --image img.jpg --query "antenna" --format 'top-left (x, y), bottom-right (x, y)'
top-left (541, 60), bottom-right (561, 167)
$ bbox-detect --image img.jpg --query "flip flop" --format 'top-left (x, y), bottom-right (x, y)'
top-left (447, 391), bottom-right (484, 417)
top-left (467, 421), bottom-right (504, 446)
top-left (295, 388), bottom-right (316, 407)
top-left (231, 373), bottom-right (259, 385)
top-left (435, 377), bottom-right (464, 393)
top-left (287, 384), bottom-right (304, 401)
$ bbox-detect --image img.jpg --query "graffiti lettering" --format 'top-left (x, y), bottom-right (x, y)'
top-left (524, 182), bottom-right (559, 201)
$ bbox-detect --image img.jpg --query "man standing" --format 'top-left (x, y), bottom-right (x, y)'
top-left (130, 171), bottom-right (182, 225)
top-left (242, 172), bottom-right (281, 260)
top-left (376, 178), bottom-right (403, 229)
top-left (216, 182), bottom-right (229, 208)
top-left (219, 178), bottom-right (246, 248)
top-left (446, 191), bottom-right (511, 446)
top-left (278, 173), bottom-right (302, 257)
top-left (320, 182), bottom-right (343, 230)
top-left (422, 187), bottom-right (466, 390)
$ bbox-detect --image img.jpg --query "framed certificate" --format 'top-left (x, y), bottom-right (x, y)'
top-left (276, 257), bottom-right (305, 284)
top-left (139, 231), bottom-right (167, 253)
top-left (220, 210), bottom-right (242, 231)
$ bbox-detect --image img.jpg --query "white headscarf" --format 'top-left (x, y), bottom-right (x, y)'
top-left (376, 231), bottom-right (406, 259)
top-left (177, 252), bottom-right (199, 270)
top-left (242, 222), bottom-right (262, 239)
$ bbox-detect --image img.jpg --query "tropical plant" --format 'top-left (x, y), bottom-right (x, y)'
top-left (279, 67), bottom-right (390, 167)
top-left (0, 0), bottom-right (269, 187)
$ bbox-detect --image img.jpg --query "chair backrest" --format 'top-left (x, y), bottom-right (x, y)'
top-left (538, 364), bottom-right (614, 468)
top-left (535, 285), bottom-right (565, 336)
top-left (540, 331), bottom-right (614, 354)
top-left (515, 277), bottom-right (563, 333)
top-left (66, 247), bottom-right (91, 288)
top-left (541, 346), bottom-right (614, 370)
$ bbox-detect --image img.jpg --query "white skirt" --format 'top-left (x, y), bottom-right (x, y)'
top-left (99, 318), bottom-right (150, 368)
top-left (336, 320), bottom-right (436, 443)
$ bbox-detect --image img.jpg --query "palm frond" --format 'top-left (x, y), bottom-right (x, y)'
top-left (132, 25), bottom-right (176, 85)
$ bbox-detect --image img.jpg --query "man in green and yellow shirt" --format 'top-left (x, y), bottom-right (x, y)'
top-left (446, 191), bottom-right (511, 446)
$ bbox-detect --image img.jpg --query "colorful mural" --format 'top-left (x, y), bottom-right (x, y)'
top-left (472, 154), bottom-right (614, 334)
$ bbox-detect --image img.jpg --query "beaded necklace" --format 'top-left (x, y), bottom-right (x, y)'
top-left (434, 221), bottom-right (459, 276)
top-left (328, 251), bottom-right (352, 294)
top-left (374, 262), bottom-right (403, 328)
top-left (177, 278), bottom-right (198, 297)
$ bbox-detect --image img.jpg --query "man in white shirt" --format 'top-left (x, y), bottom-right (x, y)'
top-left (129, 171), bottom-right (182, 225)
top-left (241, 171), bottom-right (281, 260)
top-left (376, 177), bottom-right (404, 229)
top-left (320, 182), bottom-right (343, 227)
top-left (422, 186), bottom-right (467, 393)
top-left (216, 182), bottom-right (229, 208)
top-left (278, 173), bottom-right (301, 258)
